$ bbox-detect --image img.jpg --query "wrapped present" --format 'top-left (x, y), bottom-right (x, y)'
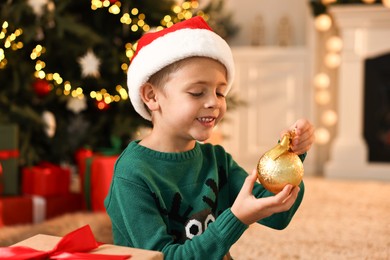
top-left (22, 162), bottom-right (70, 196)
top-left (44, 193), bottom-right (83, 219)
top-left (84, 155), bottom-right (117, 211)
top-left (0, 225), bottom-right (143, 259)
top-left (0, 196), bottom-right (33, 226)
top-left (74, 147), bottom-right (94, 181)
top-left (0, 124), bottom-right (20, 196)
top-left (5, 225), bottom-right (163, 259)
top-left (0, 193), bottom-right (83, 227)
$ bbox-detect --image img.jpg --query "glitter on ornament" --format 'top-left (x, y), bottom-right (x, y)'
top-left (78, 49), bottom-right (101, 78)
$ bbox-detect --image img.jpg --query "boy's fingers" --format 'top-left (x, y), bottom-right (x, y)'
top-left (242, 169), bottom-right (257, 194)
top-left (273, 184), bottom-right (294, 201)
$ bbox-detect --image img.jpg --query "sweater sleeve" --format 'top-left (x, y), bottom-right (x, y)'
top-left (257, 181), bottom-right (305, 229)
top-left (105, 175), bottom-right (248, 260)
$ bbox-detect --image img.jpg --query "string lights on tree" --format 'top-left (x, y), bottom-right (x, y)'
top-left (0, 0), bottom-right (237, 166)
top-left (1, 0), bottom-right (217, 111)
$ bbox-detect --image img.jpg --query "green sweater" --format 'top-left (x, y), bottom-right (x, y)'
top-left (104, 141), bottom-right (305, 259)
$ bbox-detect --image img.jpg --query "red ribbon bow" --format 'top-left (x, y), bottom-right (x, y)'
top-left (0, 225), bottom-right (131, 259)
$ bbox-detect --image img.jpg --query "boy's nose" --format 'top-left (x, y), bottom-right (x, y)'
top-left (205, 94), bottom-right (220, 109)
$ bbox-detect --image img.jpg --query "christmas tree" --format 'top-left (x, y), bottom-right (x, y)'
top-left (0, 0), bottom-right (238, 167)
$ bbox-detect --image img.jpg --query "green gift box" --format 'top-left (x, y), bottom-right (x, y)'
top-left (0, 124), bottom-right (19, 195)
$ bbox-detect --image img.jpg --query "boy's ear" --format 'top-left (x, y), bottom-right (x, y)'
top-left (139, 83), bottom-right (159, 111)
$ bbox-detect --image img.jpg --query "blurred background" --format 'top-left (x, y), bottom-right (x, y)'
top-left (0, 1), bottom-right (389, 257)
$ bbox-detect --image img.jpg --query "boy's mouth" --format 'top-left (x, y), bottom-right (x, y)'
top-left (197, 117), bottom-right (216, 126)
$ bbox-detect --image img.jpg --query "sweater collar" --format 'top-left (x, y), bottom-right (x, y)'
top-left (131, 140), bottom-right (202, 161)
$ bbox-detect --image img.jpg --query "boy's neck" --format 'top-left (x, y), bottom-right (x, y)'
top-left (139, 134), bottom-right (196, 153)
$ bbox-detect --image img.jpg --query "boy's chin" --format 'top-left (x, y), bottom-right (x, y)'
top-left (194, 136), bottom-right (210, 142)
top-left (197, 135), bottom-right (214, 143)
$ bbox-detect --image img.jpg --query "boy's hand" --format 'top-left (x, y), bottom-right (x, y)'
top-left (284, 118), bottom-right (315, 155)
top-left (231, 169), bottom-right (300, 226)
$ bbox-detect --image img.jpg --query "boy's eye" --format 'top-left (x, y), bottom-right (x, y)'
top-left (217, 92), bottom-right (225, 98)
top-left (188, 92), bottom-right (203, 97)
top-left (188, 92), bottom-right (226, 98)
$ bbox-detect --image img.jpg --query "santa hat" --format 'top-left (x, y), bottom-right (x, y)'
top-left (127, 16), bottom-right (235, 121)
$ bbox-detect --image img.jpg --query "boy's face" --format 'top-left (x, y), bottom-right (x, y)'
top-left (153, 57), bottom-right (228, 144)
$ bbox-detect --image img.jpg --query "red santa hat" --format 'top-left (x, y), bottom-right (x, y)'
top-left (127, 16), bottom-right (235, 121)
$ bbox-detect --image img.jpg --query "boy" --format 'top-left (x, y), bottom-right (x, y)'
top-left (105, 16), bottom-right (314, 259)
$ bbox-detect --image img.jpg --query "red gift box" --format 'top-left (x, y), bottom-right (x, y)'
top-left (44, 193), bottom-right (83, 219)
top-left (22, 162), bottom-right (70, 196)
top-left (74, 148), bottom-right (94, 181)
top-left (0, 196), bottom-right (33, 226)
top-left (84, 155), bottom-right (117, 212)
top-left (0, 193), bottom-right (83, 227)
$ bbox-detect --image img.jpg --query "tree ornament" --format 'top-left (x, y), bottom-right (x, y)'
top-left (42, 110), bottom-right (56, 138)
top-left (257, 131), bottom-right (304, 194)
top-left (78, 49), bottom-right (101, 78)
top-left (27, 0), bottom-right (49, 17)
top-left (95, 100), bottom-right (110, 111)
top-left (32, 79), bottom-right (51, 97)
top-left (66, 96), bottom-right (87, 114)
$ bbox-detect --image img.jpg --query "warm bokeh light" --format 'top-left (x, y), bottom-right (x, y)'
top-left (325, 53), bottom-right (341, 69)
top-left (326, 36), bottom-right (343, 53)
top-left (362, 0), bottom-right (376, 3)
top-left (315, 14), bottom-right (332, 32)
top-left (314, 73), bottom-right (330, 89)
top-left (315, 127), bottom-right (331, 145)
top-left (321, 109), bottom-right (338, 126)
top-left (383, 0), bottom-right (390, 8)
top-left (321, 0), bottom-right (336, 4)
top-left (315, 90), bottom-right (331, 105)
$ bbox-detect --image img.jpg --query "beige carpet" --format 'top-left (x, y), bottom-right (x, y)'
top-left (1, 177), bottom-right (389, 259)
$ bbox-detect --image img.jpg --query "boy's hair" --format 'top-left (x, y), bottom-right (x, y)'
top-left (148, 57), bottom-right (223, 88)
top-left (143, 59), bottom-right (185, 118)
top-left (147, 59), bottom-right (183, 88)
top-left (127, 16), bottom-right (235, 121)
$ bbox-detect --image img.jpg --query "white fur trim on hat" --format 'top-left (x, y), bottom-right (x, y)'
top-left (127, 17), bottom-right (235, 121)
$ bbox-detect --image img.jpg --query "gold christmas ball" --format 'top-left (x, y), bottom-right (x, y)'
top-left (257, 149), bottom-right (304, 194)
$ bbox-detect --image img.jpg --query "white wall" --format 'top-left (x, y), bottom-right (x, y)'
top-left (224, 0), bottom-right (311, 46)
top-left (217, 0), bottom-right (318, 174)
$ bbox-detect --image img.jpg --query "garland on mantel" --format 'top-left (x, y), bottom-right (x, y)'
top-left (310, 0), bottom-right (386, 17)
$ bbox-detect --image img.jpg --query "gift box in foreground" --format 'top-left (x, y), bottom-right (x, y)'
top-left (2, 225), bottom-right (163, 260)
